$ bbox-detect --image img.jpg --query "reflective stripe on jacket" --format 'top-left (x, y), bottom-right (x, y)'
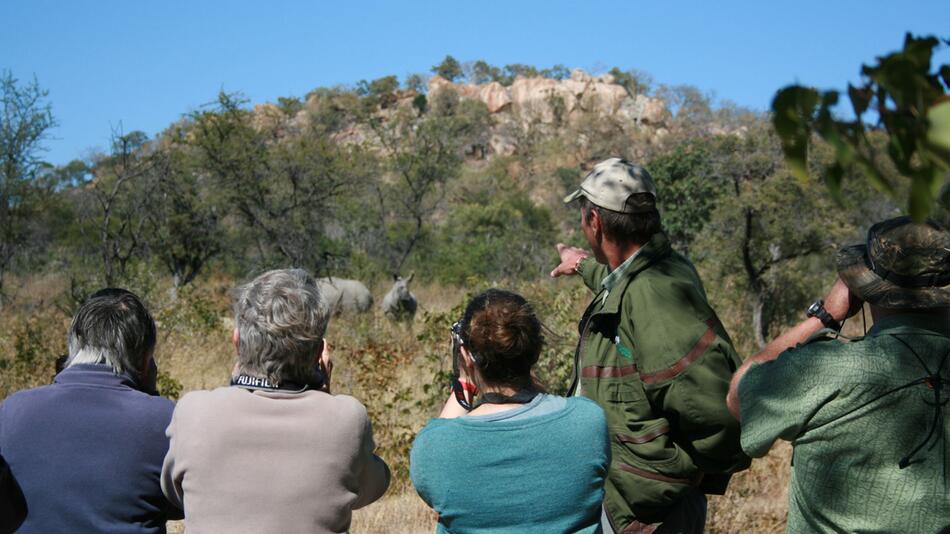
top-left (570, 232), bottom-right (750, 529)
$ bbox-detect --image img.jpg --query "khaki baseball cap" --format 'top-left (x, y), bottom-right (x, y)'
top-left (563, 157), bottom-right (657, 213)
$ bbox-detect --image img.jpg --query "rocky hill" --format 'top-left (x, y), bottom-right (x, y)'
top-left (252, 69), bottom-right (670, 160)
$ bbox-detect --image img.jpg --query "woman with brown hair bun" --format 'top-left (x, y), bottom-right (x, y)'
top-left (410, 289), bottom-right (609, 533)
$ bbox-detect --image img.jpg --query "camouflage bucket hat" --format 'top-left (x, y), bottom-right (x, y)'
top-left (836, 216), bottom-right (950, 309)
top-left (563, 157), bottom-right (657, 213)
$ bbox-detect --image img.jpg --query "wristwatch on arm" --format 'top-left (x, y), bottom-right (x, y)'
top-left (806, 299), bottom-right (841, 331)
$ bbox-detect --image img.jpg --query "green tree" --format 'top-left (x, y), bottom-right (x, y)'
top-left (772, 33), bottom-right (949, 221)
top-left (432, 55), bottom-right (463, 82)
top-left (364, 95), bottom-right (489, 272)
top-left (144, 142), bottom-right (224, 293)
top-left (647, 140), bottom-right (718, 255)
top-left (691, 127), bottom-right (884, 349)
top-left (87, 129), bottom-right (153, 286)
top-left (0, 72), bottom-right (56, 298)
top-left (540, 64), bottom-right (570, 81)
top-left (185, 93), bottom-right (270, 267)
top-left (304, 87), bottom-right (361, 136)
top-left (404, 73), bottom-right (428, 93)
top-left (499, 64), bottom-right (540, 86)
top-left (357, 75), bottom-right (400, 108)
top-left (187, 92), bottom-right (369, 272)
top-left (469, 60), bottom-right (501, 84)
top-left (432, 191), bottom-right (555, 283)
top-left (276, 96), bottom-right (303, 117)
top-left (657, 84), bottom-right (713, 130)
top-left (18, 159), bottom-right (84, 274)
top-left (609, 67), bottom-right (653, 96)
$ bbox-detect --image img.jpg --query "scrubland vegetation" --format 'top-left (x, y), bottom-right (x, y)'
top-left (2, 42), bottom-right (947, 532)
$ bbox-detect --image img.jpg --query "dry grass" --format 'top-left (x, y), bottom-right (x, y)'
top-left (350, 492), bottom-right (439, 534)
top-left (1, 275), bottom-right (795, 533)
top-left (707, 442), bottom-right (790, 534)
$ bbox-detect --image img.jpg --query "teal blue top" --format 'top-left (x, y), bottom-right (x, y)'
top-left (410, 395), bottom-right (609, 534)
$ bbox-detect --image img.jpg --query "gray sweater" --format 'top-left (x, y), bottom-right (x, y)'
top-left (161, 386), bottom-right (390, 534)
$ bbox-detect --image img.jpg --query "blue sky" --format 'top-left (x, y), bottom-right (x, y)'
top-left (2, 0), bottom-right (948, 166)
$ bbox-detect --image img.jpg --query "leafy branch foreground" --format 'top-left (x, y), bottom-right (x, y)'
top-left (773, 33), bottom-right (950, 220)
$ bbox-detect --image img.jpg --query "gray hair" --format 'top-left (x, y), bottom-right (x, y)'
top-left (233, 268), bottom-right (330, 385)
top-left (67, 288), bottom-right (157, 377)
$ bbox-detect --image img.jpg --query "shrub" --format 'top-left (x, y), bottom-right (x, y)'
top-left (430, 193), bottom-right (555, 284)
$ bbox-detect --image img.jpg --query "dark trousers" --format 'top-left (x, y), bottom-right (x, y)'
top-left (0, 456), bottom-right (27, 533)
top-left (601, 490), bottom-right (707, 534)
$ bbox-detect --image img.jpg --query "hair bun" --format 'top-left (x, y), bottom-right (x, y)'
top-left (463, 289), bottom-right (544, 385)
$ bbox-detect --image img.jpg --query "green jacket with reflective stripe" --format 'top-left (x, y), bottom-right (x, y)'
top-left (569, 232), bottom-right (750, 529)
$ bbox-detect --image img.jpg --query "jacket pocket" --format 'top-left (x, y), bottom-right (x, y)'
top-left (598, 381), bottom-right (649, 434)
top-left (605, 382), bottom-right (645, 403)
top-left (607, 422), bottom-right (701, 524)
top-left (612, 416), bottom-right (699, 476)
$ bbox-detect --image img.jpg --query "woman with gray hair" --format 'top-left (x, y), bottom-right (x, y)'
top-left (161, 268), bottom-right (390, 534)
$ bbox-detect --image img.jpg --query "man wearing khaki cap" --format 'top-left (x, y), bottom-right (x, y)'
top-left (553, 158), bottom-right (750, 533)
top-left (727, 216), bottom-right (950, 533)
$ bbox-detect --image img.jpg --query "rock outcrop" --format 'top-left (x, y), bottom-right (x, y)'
top-left (254, 69), bottom-right (670, 159)
top-left (421, 69), bottom-right (669, 157)
top-left (427, 68), bottom-right (669, 129)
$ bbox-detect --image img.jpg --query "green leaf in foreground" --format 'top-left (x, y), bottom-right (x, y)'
top-left (771, 33), bottom-right (949, 221)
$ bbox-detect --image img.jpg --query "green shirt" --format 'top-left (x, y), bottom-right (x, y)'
top-left (599, 247), bottom-right (641, 303)
top-left (739, 314), bottom-right (950, 534)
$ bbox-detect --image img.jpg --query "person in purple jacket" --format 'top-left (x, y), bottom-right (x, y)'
top-left (0, 288), bottom-right (183, 533)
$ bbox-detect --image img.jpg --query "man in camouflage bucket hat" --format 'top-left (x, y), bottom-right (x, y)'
top-left (553, 158), bottom-right (750, 533)
top-left (836, 216), bottom-right (950, 308)
top-left (727, 216), bottom-right (950, 533)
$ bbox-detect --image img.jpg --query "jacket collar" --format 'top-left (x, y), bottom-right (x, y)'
top-left (54, 363), bottom-right (142, 390)
top-left (598, 232), bottom-right (672, 314)
top-left (600, 248), bottom-right (642, 301)
top-left (867, 313), bottom-right (950, 338)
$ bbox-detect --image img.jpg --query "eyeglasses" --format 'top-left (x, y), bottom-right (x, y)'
top-left (449, 320), bottom-right (474, 411)
top-left (450, 321), bottom-right (465, 346)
